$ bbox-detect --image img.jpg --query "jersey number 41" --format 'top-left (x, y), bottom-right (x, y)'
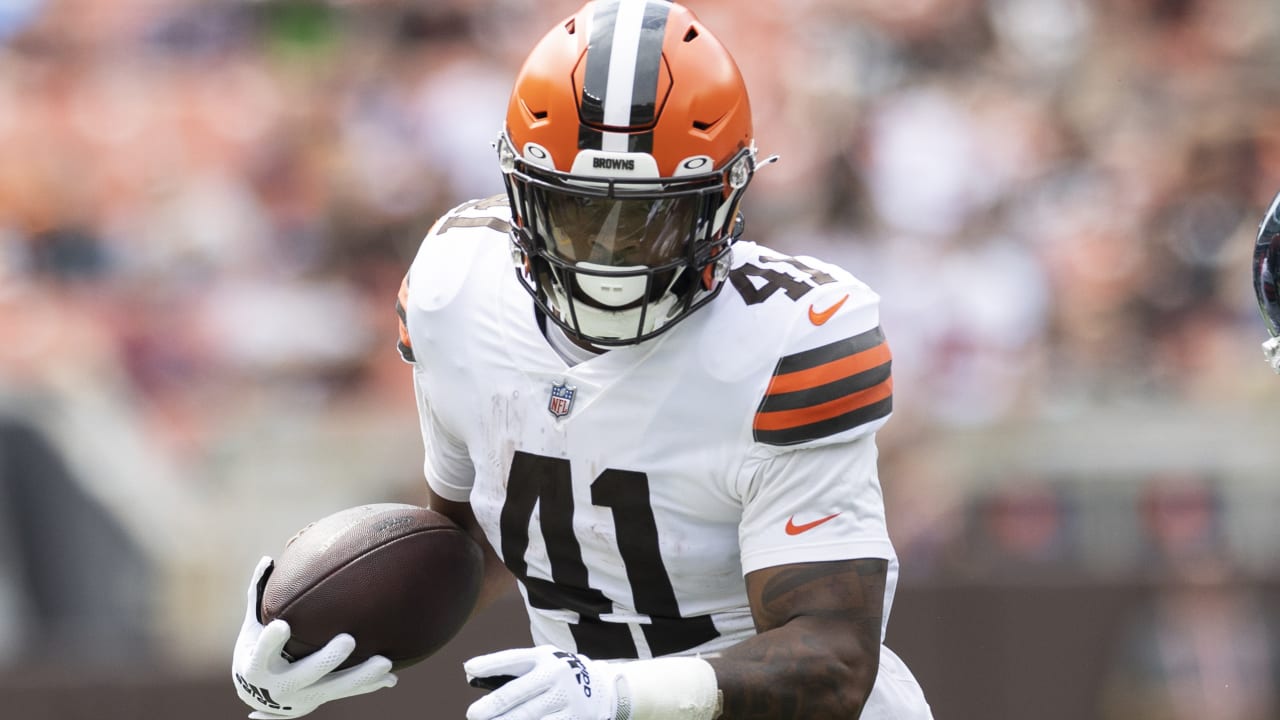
top-left (499, 451), bottom-right (720, 659)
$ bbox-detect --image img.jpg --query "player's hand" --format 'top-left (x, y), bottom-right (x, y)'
top-left (465, 646), bottom-right (622, 720)
top-left (231, 556), bottom-right (398, 719)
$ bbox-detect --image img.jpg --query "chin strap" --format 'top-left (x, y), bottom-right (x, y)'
top-left (1264, 337), bottom-right (1280, 374)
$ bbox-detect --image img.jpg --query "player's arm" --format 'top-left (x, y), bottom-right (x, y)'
top-left (709, 558), bottom-right (886, 719)
top-left (461, 560), bottom-right (887, 720)
top-left (427, 486), bottom-right (516, 614)
top-left (401, 270), bottom-right (514, 612)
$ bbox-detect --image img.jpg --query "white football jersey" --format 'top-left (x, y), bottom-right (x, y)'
top-left (399, 195), bottom-right (900, 660)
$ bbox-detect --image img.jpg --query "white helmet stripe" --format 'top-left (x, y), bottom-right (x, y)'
top-left (581, 0), bottom-right (672, 154)
top-left (603, 0), bottom-right (647, 128)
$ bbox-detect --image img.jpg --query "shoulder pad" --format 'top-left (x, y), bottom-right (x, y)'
top-left (395, 195), bottom-right (513, 362)
top-left (408, 195), bottom-right (512, 313)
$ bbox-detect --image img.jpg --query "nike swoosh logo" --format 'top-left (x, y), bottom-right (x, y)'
top-left (808, 294), bottom-right (849, 326)
top-left (785, 512), bottom-right (842, 535)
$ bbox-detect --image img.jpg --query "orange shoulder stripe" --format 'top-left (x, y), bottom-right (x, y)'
top-left (753, 376), bottom-right (893, 432)
top-left (766, 342), bottom-right (890, 395)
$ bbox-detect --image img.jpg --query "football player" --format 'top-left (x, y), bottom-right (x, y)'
top-left (232, 1), bottom-right (933, 718)
top-left (1254, 190), bottom-right (1280, 373)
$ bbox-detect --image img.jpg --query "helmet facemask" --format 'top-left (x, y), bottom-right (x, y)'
top-left (500, 134), bottom-right (755, 347)
top-left (1254, 190), bottom-right (1280, 373)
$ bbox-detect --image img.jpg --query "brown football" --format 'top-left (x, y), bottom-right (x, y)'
top-left (260, 503), bottom-right (484, 670)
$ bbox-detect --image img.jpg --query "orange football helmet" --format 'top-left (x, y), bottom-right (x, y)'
top-left (498, 0), bottom-right (766, 346)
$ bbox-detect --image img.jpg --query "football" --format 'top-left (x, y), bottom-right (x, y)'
top-left (260, 503), bottom-right (484, 670)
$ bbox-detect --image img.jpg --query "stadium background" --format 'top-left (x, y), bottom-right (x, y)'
top-left (1, 0), bottom-right (1278, 717)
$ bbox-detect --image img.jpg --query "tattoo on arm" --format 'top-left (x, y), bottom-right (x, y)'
top-left (711, 558), bottom-right (887, 720)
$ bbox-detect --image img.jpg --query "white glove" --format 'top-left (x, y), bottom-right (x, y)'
top-left (466, 646), bottom-right (722, 720)
top-left (231, 556), bottom-right (398, 719)
top-left (1264, 336), bottom-right (1280, 373)
top-left (465, 646), bottom-right (621, 720)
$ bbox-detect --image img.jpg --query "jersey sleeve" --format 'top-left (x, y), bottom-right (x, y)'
top-left (750, 268), bottom-right (893, 449)
top-left (399, 195), bottom-right (512, 501)
top-left (736, 436), bottom-right (895, 575)
top-left (412, 363), bottom-right (475, 502)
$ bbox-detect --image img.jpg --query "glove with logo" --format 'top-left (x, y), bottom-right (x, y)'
top-left (232, 556), bottom-right (398, 719)
top-left (465, 645), bottom-right (722, 720)
top-left (464, 646), bottom-right (622, 720)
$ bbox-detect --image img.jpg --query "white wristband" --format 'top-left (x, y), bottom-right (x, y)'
top-left (614, 657), bottom-right (720, 720)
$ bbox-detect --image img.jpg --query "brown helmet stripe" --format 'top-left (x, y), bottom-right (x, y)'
top-left (580, 0), bottom-right (618, 128)
top-left (578, 0), bottom-right (618, 150)
top-left (628, 1), bottom-right (670, 128)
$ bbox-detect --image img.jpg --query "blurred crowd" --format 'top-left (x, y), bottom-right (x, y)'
top-left (1, 0), bottom-right (1279, 715)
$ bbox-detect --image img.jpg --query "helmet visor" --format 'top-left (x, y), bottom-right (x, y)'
top-left (539, 189), bottom-right (700, 268)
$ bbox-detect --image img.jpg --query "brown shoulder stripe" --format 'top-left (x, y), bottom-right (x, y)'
top-left (753, 328), bottom-right (892, 445)
top-left (396, 273), bottom-right (415, 363)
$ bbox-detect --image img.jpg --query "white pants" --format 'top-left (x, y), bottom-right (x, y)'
top-left (860, 645), bottom-right (934, 719)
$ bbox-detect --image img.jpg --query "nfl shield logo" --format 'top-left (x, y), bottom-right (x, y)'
top-left (548, 382), bottom-right (576, 418)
